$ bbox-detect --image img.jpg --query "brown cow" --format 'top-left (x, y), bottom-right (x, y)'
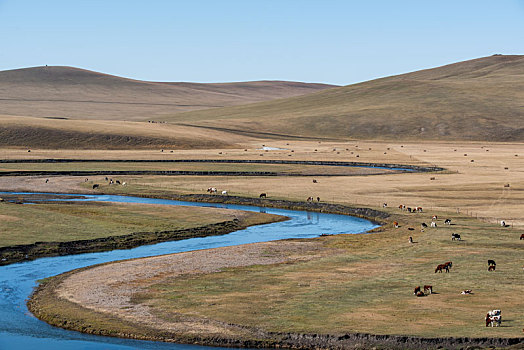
top-left (424, 285), bottom-right (433, 294)
top-left (520, 234), bottom-right (524, 240)
top-left (413, 286), bottom-right (421, 295)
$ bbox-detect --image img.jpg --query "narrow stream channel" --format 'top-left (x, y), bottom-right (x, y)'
top-left (0, 193), bottom-right (378, 350)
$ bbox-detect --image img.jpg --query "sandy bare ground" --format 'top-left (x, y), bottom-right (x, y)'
top-left (56, 241), bottom-right (326, 337)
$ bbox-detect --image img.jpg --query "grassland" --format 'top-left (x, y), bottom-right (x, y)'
top-left (0, 200), bottom-right (280, 248)
top-left (20, 139), bottom-right (524, 348)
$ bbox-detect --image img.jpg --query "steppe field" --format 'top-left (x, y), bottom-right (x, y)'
top-left (2, 55), bottom-right (523, 349)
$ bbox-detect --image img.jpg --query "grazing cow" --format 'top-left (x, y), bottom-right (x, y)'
top-left (451, 233), bottom-right (461, 241)
top-left (488, 265), bottom-right (496, 271)
top-left (84, 178), bottom-right (88, 182)
top-left (488, 260), bottom-right (496, 267)
top-left (383, 202), bottom-right (387, 208)
top-left (416, 207), bottom-right (423, 212)
top-left (435, 264), bottom-right (449, 273)
top-left (423, 285), bottom-right (433, 294)
top-left (317, 196), bottom-right (320, 202)
top-left (461, 289), bottom-right (472, 294)
top-left (444, 219), bottom-right (451, 225)
top-left (312, 179), bottom-right (318, 183)
top-left (416, 290), bottom-right (425, 297)
top-left (430, 222), bottom-right (437, 228)
top-left (408, 236), bottom-right (413, 243)
top-left (259, 193), bottom-right (267, 198)
top-left (399, 204), bottom-right (405, 210)
top-left (122, 182), bottom-right (127, 186)
top-left (45, 179), bottom-right (49, 183)
top-left (306, 196), bottom-right (314, 202)
top-left (207, 187), bottom-right (217, 194)
top-left (500, 220), bottom-right (506, 227)
top-left (407, 207), bottom-right (412, 213)
top-left (105, 177), bottom-right (108, 181)
top-left (432, 215), bottom-right (438, 221)
top-left (116, 180), bottom-right (121, 185)
top-left (520, 234), bottom-right (524, 240)
top-left (109, 179), bottom-right (114, 185)
top-left (221, 190), bottom-right (228, 195)
top-left (413, 286), bottom-right (421, 295)
top-left (393, 221), bottom-right (399, 228)
top-left (92, 184), bottom-right (99, 190)
top-left (421, 223), bottom-right (428, 229)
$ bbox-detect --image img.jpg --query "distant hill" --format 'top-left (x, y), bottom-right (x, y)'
top-left (165, 55), bottom-right (524, 142)
top-left (0, 66), bottom-right (335, 120)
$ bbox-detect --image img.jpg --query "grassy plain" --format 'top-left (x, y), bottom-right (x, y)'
top-left (18, 139), bottom-right (524, 344)
top-left (0, 201), bottom-right (278, 247)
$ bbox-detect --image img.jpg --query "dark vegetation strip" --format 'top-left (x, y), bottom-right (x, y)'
top-left (0, 158), bottom-right (442, 171)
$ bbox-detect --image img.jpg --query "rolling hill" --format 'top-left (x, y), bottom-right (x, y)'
top-left (0, 66), bottom-right (335, 121)
top-left (164, 55), bottom-right (524, 142)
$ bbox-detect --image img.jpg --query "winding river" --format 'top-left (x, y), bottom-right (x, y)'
top-left (0, 193), bottom-right (378, 350)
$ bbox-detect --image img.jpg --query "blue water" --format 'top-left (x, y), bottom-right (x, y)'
top-left (0, 193), bottom-right (378, 350)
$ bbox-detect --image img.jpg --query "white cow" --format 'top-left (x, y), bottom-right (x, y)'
top-left (221, 190), bottom-right (228, 195)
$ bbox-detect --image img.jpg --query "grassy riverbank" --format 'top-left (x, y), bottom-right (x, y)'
top-left (0, 198), bottom-right (285, 264)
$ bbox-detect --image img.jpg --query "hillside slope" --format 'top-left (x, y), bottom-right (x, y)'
top-left (166, 55), bottom-right (524, 141)
top-left (0, 66), bottom-right (335, 120)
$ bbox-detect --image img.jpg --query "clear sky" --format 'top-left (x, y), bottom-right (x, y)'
top-left (1, 0), bottom-right (523, 85)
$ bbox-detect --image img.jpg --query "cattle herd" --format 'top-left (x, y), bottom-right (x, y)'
top-left (395, 204), bottom-right (520, 329)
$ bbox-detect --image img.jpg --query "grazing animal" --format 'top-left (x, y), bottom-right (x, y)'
top-left (45, 179), bottom-right (49, 183)
top-left (84, 178), bottom-right (88, 182)
top-left (207, 187), bottom-right (217, 194)
top-left (116, 180), bottom-right (121, 185)
top-left (430, 222), bottom-right (437, 228)
top-left (432, 215), bottom-right (438, 221)
top-left (423, 285), bottom-right (433, 294)
top-left (312, 179), bottom-right (318, 183)
top-left (416, 207), bottom-right (423, 212)
top-left (413, 286), bottom-right (421, 295)
top-left (105, 177), bottom-right (108, 181)
top-left (399, 204), bottom-right (405, 210)
top-left (92, 184), bottom-right (99, 190)
top-left (461, 289), bottom-right (472, 294)
top-left (306, 196), bottom-right (314, 202)
top-left (317, 196), bottom-right (320, 202)
top-left (408, 236), bottom-right (413, 243)
top-left (393, 221), bottom-right (399, 228)
top-left (407, 207), bottom-right (412, 213)
top-left (520, 234), bottom-right (524, 240)
top-left (500, 220), bottom-right (506, 227)
top-left (488, 265), bottom-right (496, 271)
top-left (435, 264), bottom-right (449, 273)
top-left (122, 182), bottom-right (127, 186)
top-left (421, 223), bottom-right (428, 228)
top-left (444, 261), bottom-right (453, 270)
top-left (259, 193), bottom-right (267, 198)
top-left (416, 290), bottom-right (425, 297)
top-left (488, 260), bottom-right (496, 267)
top-left (383, 202), bottom-right (387, 208)
top-left (451, 233), bottom-right (461, 241)
top-left (221, 190), bottom-right (228, 195)
top-left (444, 219), bottom-right (451, 225)
top-left (109, 179), bottom-right (113, 185)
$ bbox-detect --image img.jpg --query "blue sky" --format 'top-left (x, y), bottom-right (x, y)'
top-left (0, 1), bottom-right (523, 85)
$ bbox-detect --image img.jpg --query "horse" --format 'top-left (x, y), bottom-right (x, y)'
top-left (259, 193), bottom-right (267, 199)
top-left (444, 261), bottom-right (453, 269)
top-left (435, 264), bottom-right (449, 273)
